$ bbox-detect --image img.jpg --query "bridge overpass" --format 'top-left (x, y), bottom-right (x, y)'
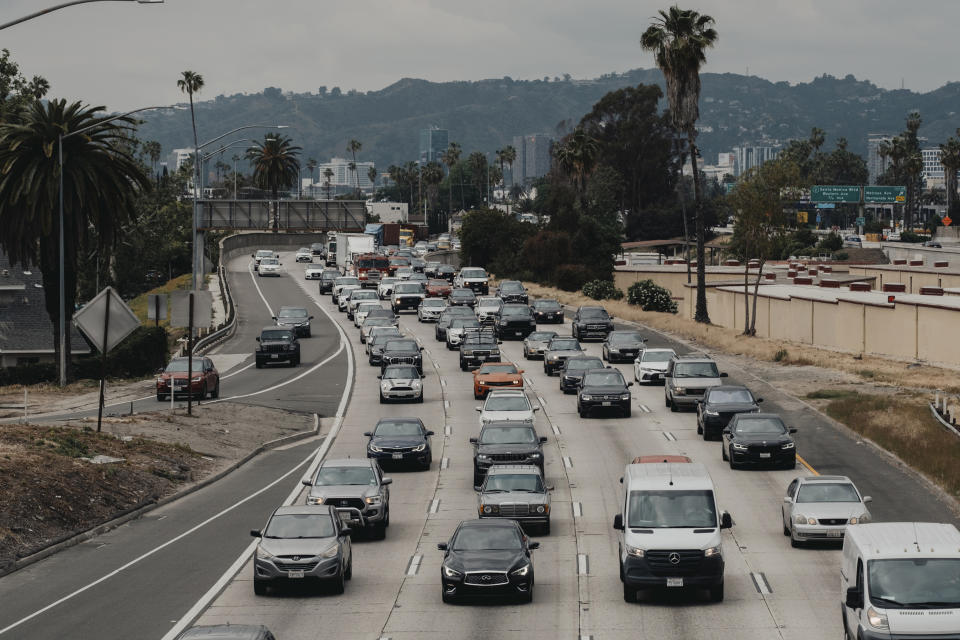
top-left (198, 199), bottom-right (366, 232)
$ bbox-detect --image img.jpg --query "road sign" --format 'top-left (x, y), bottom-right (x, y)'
top-left (864, 185), bottom-right (906, 203)
top-left (856, 217), bottom-right (866, 226)
top-left (170, 290), bottom-right (213, 329)
top-left (816, 203), bottom-right (836, 209)
top-left (811, 185), bottom-right (861, 203)
top-left (73, 287), bottom-right (140, 354)
top-left (797, 211), bottom-right (808, 223)
top-left (944, 216), bottom-right (953, 227)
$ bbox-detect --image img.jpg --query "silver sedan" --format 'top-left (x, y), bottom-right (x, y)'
top-left (781, 475), bottom-right (872, 547)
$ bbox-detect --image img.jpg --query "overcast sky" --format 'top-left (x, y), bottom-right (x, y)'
top-left (2, 0), bottom-right (956, 111)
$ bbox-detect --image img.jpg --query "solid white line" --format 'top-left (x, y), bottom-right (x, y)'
top-left (247, 260), bottom-right (275, 317)
top-left (572, 502), bottom-right (582, 518)
top-left (523, 376), bottom-right (533, 388)
top-left (441, 378), bottom-right (447, 387)
top-left (551, 424), bottom-right (561, 436)
top-left (406, 554), bottom-right (422, 576)
top-left (441, 457), bottom-right (449, 470)
top-left (577, 554), bottom-right (588, 575)
top-left (537, 395), bottom-right (546, 407)
top-left (444, 400), bottom-right (450, 409)
top-left (563, 456), bottom-right (573, 469)
top-left (429, 499), bottom-right (440, 514)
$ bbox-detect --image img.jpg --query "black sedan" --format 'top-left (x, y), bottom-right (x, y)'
top-left (558, 356), bottom-right (604, 394)
top-left (448, 288), bottom-right (478, 307)
top-left (530, 299), bottom-right (563, 324)
top-left (722, 413), bottom-right (797, 470)
top-left (697, 385), bottom-right (762, 440)
top-left (438, 519), bottom-right (539, 604)
top-left (364, 417), bottom-right (434, 469)
top-left (577, 368), bottom-right (633, 418)
top-left (602, 330), bottom-right (646, 363)
top-left (437, 264), bottom-right (457, 282)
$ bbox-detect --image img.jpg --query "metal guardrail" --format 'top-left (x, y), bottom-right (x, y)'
top-left (192, 264), bottom-right (237, 356)
top-left (930, 389), bottom-right (960, 438)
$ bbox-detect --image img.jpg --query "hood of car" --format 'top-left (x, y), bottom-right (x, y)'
top-left (370, 436), bottom-right (426, 448)
top-left (445, 549), bottom-right (525, 574)
top-left (258, 536), bottom-right (338, 558)
top-left (580, 384), bottom-right (628, 395)
top-left (730, 432), bottom-right (792, 445)
top-left (704, 402), bottom-right (758, 413)
top-left (637, 361), bottom-right (670, 371)
top-left (260, 339), bottom-right (294, 347)
top-left (382, 378), bottom-right (420, 388)
top-left (546, 349), bottom-right (583, 358)
top-left (475, 373), bottom-right (522, 383)
top-left (608, 340), bottom-right (643, 349)
top-left (383, 349), bottom-right (420, 358)
top-left (788, 501), bottom-right (866, 519)
top-left (671, 376), bottom-right (722, 387)
top-left (276, 319), bottom-right (308, 326)
top-left (476, 442), bottom-right (540, 455)
top-left (160, 372), bottom-right (196, 380)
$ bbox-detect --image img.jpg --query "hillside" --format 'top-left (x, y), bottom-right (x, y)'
top-left (135, 69), bottom-right (960, 170)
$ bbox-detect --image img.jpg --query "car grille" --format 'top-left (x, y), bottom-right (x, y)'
top-left (485, 380), bottom-right (515, 387)
top-left (818, 518), bottom-right (848, 526)
top-left (261, 345), bottom-right (288, 353)
top-left (683, 388), bottom-right (706, 396)
top-left (467, 350), bottom-right (490, 358)
top-left (587, 324), bottom-right (607, 330)
top-left (645, 550), bottom-right (704, 576)
top-left (330, 498), bottom-right (365, 510)
top-left (498, 503), bottom-right (530, 517)
top-left (464, 571), bottom-right (509, 585)
top-left (386, 356), bottom-right (417, 365)
top-left (379, 446), bottom-right (415, 453)
top-left (276, 558), bottom-right (320, 571)
top-left (617, 349), bottom-right (639, 357)
top-left (387, 386), bottom-right (413, 391)
top-left (596, 394), bottom-right (623, 401)
top-left (746, 444), bottom-right (781, 455)
top-left (487, 453), bottom-right (530, 462)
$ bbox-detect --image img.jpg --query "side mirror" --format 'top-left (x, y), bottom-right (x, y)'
top-left (533, 406), bottom-right (541, 412)
top-left (469, 437), bottom-right (478, 444)
top-left (381, 477), bottom-right (393, 485)
top-left (783, 496), bottom-right (792, 503)
top-left (340, 527), bottom-right (352, 536)
top-left (426, 430), bottom-right (435, 436)
top-left (419, 346), bottom-right (424, 351)
top-left (309, 316), bottom-right (314, 320)
top-left (528, 541), bottom-right (540, 550)
top-left (627, 382), bottom-right (634, 387)
top-left (722, 428), bottom-right (731, 435)
top-left (363, 431), bottom-right (373, 437)
top-left (250, 529), bottom-right (262, 537)
top-left (619, 476), bottom-right (623, 484)
top-left (720, 511), bottom-right (733, 529)
top-left (376, 375), bottom-right (382, 379)
top-left (757, 398), bottom-right (764, 403)
top-left (789, 428), bottom-right (798, 434)
top-left (845, 586), bottom-right (863, 610)
top-left (272, 316), bottom-right (277, 321)
top-left (547, 485), bottom-right (555, 491)
top-left (301, 478), bottom-right (312, 486)
top-left (863, 496), bottom-right (873, 504)
top-left (720, 372), bottom-right (729, 377)
top-left (539, 436), bottom-right (548, 443)
top-left (613, 514), bottom-right (624, 530)
top-left (255, 336), bottom-right (261, 342)
top-left (251, 253), bottom-right (255, 258)
top-left (475, 407), bottom-right (482, 412)
top-left (518, 370), bottom-right (524, 374)
top-left (437, 542), bottom-right (448, 551)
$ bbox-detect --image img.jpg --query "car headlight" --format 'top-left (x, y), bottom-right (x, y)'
top-left (481, 504), bottom-right (499, 514)
top-left (704, 409), bottom-right (719, 416)
top-left (529, 452), bottom-right (542, 458)
top-left (867, 607), bottom-right (889, 630)
top-left (320, 544), bottom-right (339, 559)
top-left (620, 393), bottom-right (630, 401)
top-left (512, 379), bottom-right (521, 385)
top-left (625, 545), bottom-right (645, 558)
top-left (608, 347), bottom-right (619, 353)
top-left (412, 380), bottom-right (422, 388)
top-left (535, 505), bottom-right (547, 514)
top-left (491, 349), bottom-right (500, 356)
top-left (192, 376), bottom-right (202, 382)
top-left (307, 496), bottom-right (324, 505)
top-left (704, 546), bottom-right (722, 558)
top-left (511, 564), bottom-right (531, 576)
top-left (442, 564), bottom-right (463, 578)
top-left (477, 454), bottom-right (490, 461)
top-left (795, 515), bottom-right (817, 525)
top-left (381, 382), bottom-right (391, 390)
top-left (364, 495), bottom-right (382, 505)
top-left (674, 387), bottom-right (686, 394)
top-left (856, 513), bottom-right (870, 524)
top-left (369, 443), bottom-right (383, 453)
top-left (781, 442), bottom-right (795, 450)
top-left (581, 394), bottom-right (593, 401)
top-left (732, 442), bottom-right (748, 451)
top-left (413, 443), bottom-right (426, 452)
top-left (256, 546), bottom-right (277, 560)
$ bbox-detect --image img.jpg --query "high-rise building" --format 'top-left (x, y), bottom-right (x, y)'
top-left (511, 134), bottom-right (554, 185)
top-left (922, 148), bottom-right (949, 187)
top-left (419, 127), bottom-right (449, 165)
top-left (867, 133), bottom-right (894, 184)
top-left (304, 157), bottom-right (375, 197)
top-left (168, 148), bottom-right (195, 172)
top-left (732, 145), bottom-right (780, 176)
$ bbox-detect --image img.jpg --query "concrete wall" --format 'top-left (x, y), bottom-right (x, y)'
top-left (849, 266), bottom-right (960, 293)
top-left (882, 243), bottom-right (960, 267)
top-left (221, 232), bottom-right (329, 262)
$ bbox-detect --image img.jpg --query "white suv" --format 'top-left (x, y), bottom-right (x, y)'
top-left (476, 389), bottom-right (540, 426)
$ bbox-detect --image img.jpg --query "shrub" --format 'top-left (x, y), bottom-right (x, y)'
top-left (832, 251), bottom-right (849, 261)
top-left (554, 264), bottom-right (591, 292)
top-left (0, 362), bottom-right (57, 386)
top-left (774, 349), bottom-right (788, 362)
top-left (817, 232), bottom-right (843, 251)
top-left (899, 232), bottom-right (929, 243)
top-left (626, 280), bottom-right (678, 313)
top-left (581, 279), bottom-right (624, 301)
top-left (75, 325), bottom-right (170, 380)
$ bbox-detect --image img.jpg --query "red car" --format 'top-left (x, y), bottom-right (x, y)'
top-left (426, 278), bottom-right (453, 297)
top-left (156, 356), bottom-right (220, 401)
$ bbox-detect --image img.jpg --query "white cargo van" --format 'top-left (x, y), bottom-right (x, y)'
top-left (841, 522), bottom-right (960, 639)
top-left (612, 462), bottom-right (732, 602)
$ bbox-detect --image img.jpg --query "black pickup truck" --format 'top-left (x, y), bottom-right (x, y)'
top-left (459, 328), bottom-right (501, 371)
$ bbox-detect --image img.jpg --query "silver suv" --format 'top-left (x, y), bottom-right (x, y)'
top-left (664, 353), bottom-right (727, 412)
top-left (477, 465), bottom-right (552, 535)
top-left (302, 458), bottom-right (392, 539)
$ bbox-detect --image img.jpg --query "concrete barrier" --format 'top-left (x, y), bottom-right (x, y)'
top-left (221, 231), bottom-right (329, 262)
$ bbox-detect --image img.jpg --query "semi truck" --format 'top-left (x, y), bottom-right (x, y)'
top-left (335, 233), bottom-right (376, 270)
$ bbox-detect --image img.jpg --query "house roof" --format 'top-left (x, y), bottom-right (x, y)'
top-left (0, 253), bottom-right (91, 355)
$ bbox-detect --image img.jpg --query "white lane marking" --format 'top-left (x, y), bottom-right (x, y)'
top-left (444, 400), bottom-right (450, 409)
top-left (247, 260), bottom-right (275, 317)
top-left (444, 425), bottom-right (452, 436)
top-left (577, 554), bottom-right (589, 575)
top-left (441, 378), bottom-right (447, 387)
top-left (551, 424), bottom-right (561, 436)
top-left (638, 404), bottom-right (651, 413)
top-left (751, 572), bottom-right (773, 594)
top-left (572, 502), bottom-right (582, 518)
top-left (537, 395), bottom-right (546, 407)
top-left (429, 499), bottom-right (440, 514)
top-left (441, 457), bottom-right (449, 470)
top-left (662, 431), bottom-right (677, 442)
top-left (406, 554), bottom-right (422, 576)
top-left (563, 456), bottom-right (573, 469)
top-left (523, 376), bottom-right (533, 388)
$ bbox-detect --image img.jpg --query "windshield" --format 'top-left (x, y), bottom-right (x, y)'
top-left (450, 319), bottom-right (480, 329)
top-left (485, 473), bottom-right (543, 492)
top-left (641, 350), bottom-right (675, 363)
top-left (382, 366), bottom-right (419, 380)
top-left (422, 299), bottom-right (445, 307)
top-left (795, 483), bottom-right (861, 503)
top-left (610, 332), bottom-right (644, 344)
top-left (261, 330), bottom-right (294, 341)
top-left (580, 308), bottom-right (609, 319)
top-left (733, 418), bottom-right (787, 436)
top-left (374, 419), bottom-right (423, 436)
top-left (673, 362), bottom-right (719, 378)
top-left (479, 299), bottom-right (502, 309)
top-left (528, 332), bottom-right (557, 341)
top-left (357, 303), bottom-right (381, 313)
top-left (390, 258), bottom-right (411, 266)
top-left (583, 372), bottom-right (625, 386)
top-left (351, 291), bottom-right (377, 300)
top-left (500, 283), bottom-right (524, 293)
top-left (335, 277), bottom-right (360, 286)
top-left (484, 396), bottom-right (530, 411)
top-left (461, 269), bottom-right (486, 279)
top-left (480, 426), bottom-right (537, 444)
top-left (628, 490), bottom-right (717, 528)
top-left (533, 300), bottom-right (561, 310)
top-left (438, 265), bottom-right (454, 273)
top-left (371, 329), bottom-right (402, 342)
top-left (255, 250), bottom-right (273, 257)
top-left (502, 306), bottom-right (531, 317)
top-left (868, 559), bottom-right (960, 608)
top-left (707, 389), bottom-right (754, 404)
top-left (428, 280), bottom-right (450, 288)
top-left (263, 513), bottom-right (335, 539)
top-left (358, 257), bottom-right (390, 269)
top-left (452, 526), bottom-right (521, 551)
top-left (385, 340), bottom-right (418, 351)
top-left (565, 359), bottom-right (603, 372)
top-left (380, 277), bottom-right (398, 284)
top-left (321, 272), bottom-right (339, 281)
top-left (164, 359), bottom-right (203, 373)
top-left (278, 308), bottom-right (308, 319)
top-left (549, 339), bottom-right (580, 351)
top-left (395, 283), bottom-right (422, 293)
top-left (451, 290), bottom-right (475, 299)
top-left (313, 466), bottom-right (376, 486)
top-left (479, 364), bottom-right (518, 375)
top-left (260, 258), bottom-right (279, 265)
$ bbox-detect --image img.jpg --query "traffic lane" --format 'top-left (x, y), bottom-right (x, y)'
top-left (0, 434), bottom-right (323, 640)
top-left (505, 326), bottom-right (839, 639)
top-left (193, 284), bottom-right (446, 638)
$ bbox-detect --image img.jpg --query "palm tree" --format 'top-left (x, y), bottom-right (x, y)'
top-left (246, 134), bottom-right (301, 231)
top-left (940, 134), bottom-right (960, 217)
top-left (348, 161), bottom-right (357, 197)
top-left (323, 167), bottom-right (334, 199)
top-left (143, 140), bottom-right (162, 184)
top-left (554, 128), bottom-right (600, 197)
top-left (0, 99), bottom-right (151, 375)
top-left (176, 71), bottom-right (204, 193)
top-left (641, 5), bottom-right (718, 323)
top-left (306, 157), bottom-right (318, 185)
top-left (347, 139), bottom-right (362, 197)
top-left (442, 142), bottom-right (463, 212)
top-left (501, 145), bottom-right (517, 200)
top-left (422, 161), bottom-right (444, 227)
top-left (367, 165), bottom-right (378, 198)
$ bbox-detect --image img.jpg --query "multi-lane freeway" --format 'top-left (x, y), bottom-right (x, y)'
top-left (0, 248), bottom-right (955, 640)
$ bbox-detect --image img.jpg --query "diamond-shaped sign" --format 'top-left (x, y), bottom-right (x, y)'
top-left (944, 216), bottom-right (953, 227)
top-left (73, 287), bottom-right (141, 354)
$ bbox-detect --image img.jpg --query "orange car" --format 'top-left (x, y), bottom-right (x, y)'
top-left (473, 362), bottom-right (524, 399)
top-left (426, 278), bottom-right (453, 297)
top-left (632, 454), bottom-right (692, 464)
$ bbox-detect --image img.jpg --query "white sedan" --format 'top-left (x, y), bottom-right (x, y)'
top-left (417, 298), bottom-right (447, 322)
top-left (354, 301), bottom-right (384, 328)
top-left (476, 389), bottom-right (539, 426)
top-left (257, 257), bottom-right (283, 277)
top-left (304, 263), bottom-right (326, 279)
top-left (295, 247), bottom-right (313, 263)
top-left (633, 347), bottom-right (676, 384)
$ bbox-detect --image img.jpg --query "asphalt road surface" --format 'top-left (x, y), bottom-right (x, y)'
top-left (1, 250), bottom-right (955, 640)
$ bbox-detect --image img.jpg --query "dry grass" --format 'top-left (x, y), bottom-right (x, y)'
top-left (518, 280), bottom-right (960, 394)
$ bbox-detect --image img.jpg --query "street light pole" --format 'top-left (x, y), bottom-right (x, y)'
top-left (0, 0), bottom-right (162, 31)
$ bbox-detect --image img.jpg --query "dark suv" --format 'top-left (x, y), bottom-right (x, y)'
top-left (255, 326), bottom-right (300, 368)
top-left (380, 338), bottom-right (424, 375)
top-left (497, 280), bottom-right (529, 304)
top-left (577, 367), bottom-right (633, 418)
top-left (273, 306), bottom-right (313, 337)
top-left (318, 269), bottom-right (341, 294)
top-left (559, 356), bottom-right (604, 394)
top-left (496, 303), bottom-right (537, 339)
top-left (572, 306), bottom-right (614, 341)
top-left (459, 328), bottom-right (501, 370)
top-left (470, 422), bottom-right (547, 487)
top-left (697, 385), bottom-right (762, 440)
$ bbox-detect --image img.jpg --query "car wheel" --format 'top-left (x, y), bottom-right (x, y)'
top-left (255, 359), bottom-right (263, 369)
top-left (293, 355), bottom-right (300, 366)
top-left (670, 400), bottom-right (678, 413)
top-left (332, 569), bottom-right (345, 595)
top-left (721, 446), bottom-right (728, 461)
top-left (197, 383), bottom-right (207, 401)
top-left (417, 393), bottom-right (424, 404)
top-left (254, 579), bottom-right (268, 596)
top-left (543, 520), bottom-right (551, 536)
top-left (379, 392), bottom-right (387, 404)
top-left (709, 582), bottom-right (724, 602)
top-left (372, 522), bottom-right (387, 540)
top-left (459, 360), bottom-right (466, 371)
top-left (520, 582), bottom-right (534, 604)
top-left (664, 395), bottom-right (670, 408)
top-left (156, 393), bottom-right (166, 401)
top-left (728, 453), bottom-right (737, 470)
top-left (783, 520), bottom-right (791, 536)
top-left (602, 348), bottom-right (608, 362)
top-left (442, 589), bottom-right (454, 604)
top-left (345, 557), bottom-right (353, 580)
top-left (384, 506), bottom-right (390, 528)
top-left (624, 406), bottom-right (631, 418)
top-left (473, 470), bottom-right (483, 487)
top-left (577, 405), bottom-right (586, 419)
top-left (697, 422), bottom-right (703, 435)
top-left (623, 583), bottom-right (635, 603)
top-left (790, 528), bottom-right (801, 548)
top-left (306, 329), bottom-right (311, 338)
top-left (212, 381), bottom-right (220, 399)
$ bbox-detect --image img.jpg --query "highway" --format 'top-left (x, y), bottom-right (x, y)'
top-left (0, 249), bottom-right (955, 640)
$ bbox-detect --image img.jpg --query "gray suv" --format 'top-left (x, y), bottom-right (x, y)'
top-left (477, 465), bottom-right (552, 534)
top-left (664, 354), bottom-right (727, 412)
top-left (302, 458), bottom-right (392, 539)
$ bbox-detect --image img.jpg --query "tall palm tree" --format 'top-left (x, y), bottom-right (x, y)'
top-left (143, 140), bottom-right (162, 184)
top-left (641, 5), bottom-right (718, 323)
top-left (940, 133), bottom-right (960, 217)
top-left (246, 134), bottom-right (301, 231)
top-left (306, 157), bottom-right (318, 185)
top-left (347, 139), bottom-right (362, 197)
top-left (323, 167), bottom-right (334, 199)
top-left (442, 142), bottom-right (463, 212)
top-left (422, 161), bottom-right (444, 222)
top-left (0, 99), bottom-right (151, 375)
top-left (501, 144), bottom-right (517, 200)
top-left (348, 160), bottom-right (357, 196)
top-left (554, 128), bottom-right (600, 197)
top-left (176, 71), bottom-right (204, 193)
top-left (367, 165), bottom-right (378, 198)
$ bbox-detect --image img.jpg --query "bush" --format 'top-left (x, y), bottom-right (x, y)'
top-left (0, 362), bottom-right (57, 386)
top-left (817, 232), bottom-right (843, 251)
top-left (899, 232), bottom-right (929, 243)
top-left (554, 264), bottom-right (591, 292)
top-left (581, 279), bottom-right (624, 301)
top-left (626, 280), bottom-right (678, 314)
top-left (74, 326), bottom-right (170, 380)
top-left (832, 251), bottom-right (849, 261)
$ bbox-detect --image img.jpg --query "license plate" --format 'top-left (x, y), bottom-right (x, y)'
top-left (667, 577), bottom-right (683, 587)
top-left (827, 530), bottom-right (843, 537)
top-left (392, 453), bottom-right (403, 460)
top-left (515, 331), bottom-right (522, 336)
top-left (759, 452), bottom-right (771, 458)
top-left (271, 354), bottom-right (278, 359)
top-left (288, 570), bottom-right (305, 579)
top-left (602, 401), bottom-right (612, 407)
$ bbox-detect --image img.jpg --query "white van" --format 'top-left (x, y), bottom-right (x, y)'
top-left (841, 522), bottom-right (960, 639)
top-left (612, 462), bottom-right (732, 602)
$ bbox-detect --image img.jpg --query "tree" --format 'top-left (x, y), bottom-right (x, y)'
top-left (422, 161), bottom-right (444, 231)
top-left (642, 5), bottom-right (718, 323)
top-left (468, 152), bottom-right (489, 203)
top-left (246, 134), bottom-right (301, 230)
top-left (367, 165), bottom-right (378, 198)
top-left (442, 142), bottom-right (462, 213)
top-left (347, 139), bottom-right (362, 197)
top-left (0, 49), bottom-right (50, 124)
top-left (323, 167), bottom-right (334, 199)
top-left (306, 157), bottom-right (318, 185)
top-left (0, 100), bottom-right (151, 376)
top-left (940, 133), bottom-right (960, 217)
top-left (176, 71), bottom-right (204, 192)
top-left (142, 140), bottom-right (162, 184)
top-left (554, 127), bottom-right (600, 198)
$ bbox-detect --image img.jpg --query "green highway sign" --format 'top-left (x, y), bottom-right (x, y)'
top-left (856, 217), bottom-right (866, 225)
top-left (811, 185), bottom-right (861, 203)
top-left (863, 185), bottom-right (906, 203)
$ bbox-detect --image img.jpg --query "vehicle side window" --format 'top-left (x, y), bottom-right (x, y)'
top-left (666, 360), bottom-right (675, 376)
top-left (786, 479), bottom-right (798, 498)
